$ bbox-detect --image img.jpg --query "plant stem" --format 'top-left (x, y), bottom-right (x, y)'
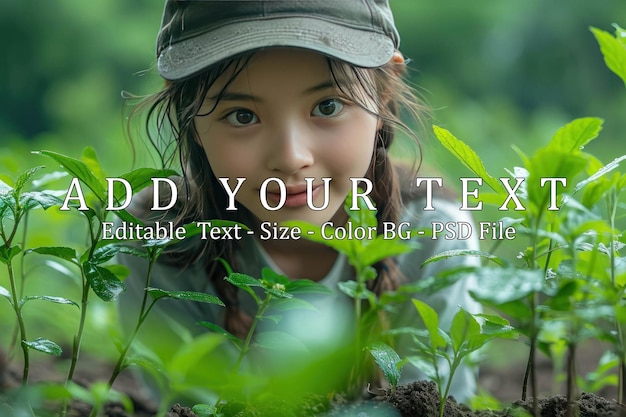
top-left (5, 214), bottom-right (23, 360)
top-left (66, 275), bottom-right (90, 383)
top-left (7, 261), bottom-right (30, 385)
top-left (606, 189), bottom-right (626, 403)
top-left (63, 215), bottom-right (102, 417)
top-left (233, 296), bottom-right (270, 374)
top-left (87, 252), bottom-right (159, 417)
top-left (565, 343), bottom-right (578, 417)
top-left (105, 258), bottom-right (157, 389)
top-left (65, 214), bottom-right (100, 383)
top-left (440, 357), bottom-right (461, 417)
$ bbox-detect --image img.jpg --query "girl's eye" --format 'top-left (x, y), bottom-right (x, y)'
top-left (225, 109), bottom-right (258, 126)
top-left (312, 99), bottom-right (344, 117)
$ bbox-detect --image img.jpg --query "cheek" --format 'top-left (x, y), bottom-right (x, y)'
top-left (198, 130), bottom-right (251, 180)
top-left (328, 119), bottom-right (377, 176)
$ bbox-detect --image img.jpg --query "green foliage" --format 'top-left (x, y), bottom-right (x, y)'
top-left (393, 301), bottom-right (514, 417)
top-left (1, 15), bottom-right (626, 417)
top-left (367, 342), bottom-right (403, 393)
top-left (429, 24), bottom-right (626, 415)
top-left (591, 24), bottom-right (626, 86)
top-left (0, 148), bottom-right (233, 416)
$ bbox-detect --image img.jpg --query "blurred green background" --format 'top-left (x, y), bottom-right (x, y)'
top-left (2, 0), bottom-right (625, 175)
top-left (1, 0), bottom-right (626, 402)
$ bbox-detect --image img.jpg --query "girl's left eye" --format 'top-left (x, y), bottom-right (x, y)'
top-left (312, 99), bottom-right (344, 117)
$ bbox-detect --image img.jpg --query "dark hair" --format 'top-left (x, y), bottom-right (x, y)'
top-left (130, 49), bottom-right (426, 338)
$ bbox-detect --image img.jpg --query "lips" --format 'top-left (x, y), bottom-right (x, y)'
top-left (264, 184), bottom-right (323, 208)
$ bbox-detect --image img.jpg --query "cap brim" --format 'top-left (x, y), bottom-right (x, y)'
top-left (157, 16), bottom-right (395, 81)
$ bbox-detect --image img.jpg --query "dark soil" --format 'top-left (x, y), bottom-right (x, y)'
top-left (2, 345), bottom-right (625, 417)
top-left (385, 381), bottom-right (626, 417)
top-left (117, 381), bottom-right (626, 417)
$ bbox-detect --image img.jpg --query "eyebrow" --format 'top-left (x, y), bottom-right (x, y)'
top-left (206, 81), bottom-right (336, 103)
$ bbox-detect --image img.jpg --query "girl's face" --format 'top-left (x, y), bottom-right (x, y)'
top-left (194, 48), bottom-right (380, 226)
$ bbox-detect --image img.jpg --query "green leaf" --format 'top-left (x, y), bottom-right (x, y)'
top-left (0, 192), bottom-right (16, 219)
top-left (433, 126), bottom-right (502, 193)
top-left (113, 168), bottom-right (179, 201)
top-left (548, 117), bottom-right (603, 153)
top-left (19, 191), bottom-right (62, 210)
top-left (368, 342), bottom-right (402, 388)
top-left (31, 171), bottom-right (69, 189)
top-left (253, 331), bottom-right (308, 352)
top-left (487, 300), bottom-right (532, 324)
top-left (225, 272), bottom-right (264, 289)
top-left (406, 355), bottom-right (439, 381)
top-left (27, 246), bottom-right (78, 263)
top-left (224, 272), bottom-right (261, 301)
top-left (345, 189), bottom-right (378, 230)
top-left (20, 296), bottom-right (78, 309)
top-left (422, 249), bottom-right (505, 268)
top-left (398, 266), bottom-right (468, 295)
top-left (81, 146), bottom-right (105, 176)
top-left (337, 280), bottom-right (374, 300)
top-left (269, 297), bottom-right (316, 312)
top-left (262, 285), bottom-right (292, 299)
top-left (147, 288), bottom-right (224, 306)
top-left (0, 244), bottom-right (21, 265)
top-left (591, 26), bottom-right (626, 86)
top-left (284, 279), bottom-right (334, 295)
top-left (526, 148), bottom-right (588, 213)
top-left (36, 150), bottom-right (106, 200)
top-left (105, 264), bottom-right (130, 281)
top-left (412, 299), bottom-right (447, 349)
top-left (192, 404), bottom-right (217, 417)
top-left (14, 166), bottom-right (45, 195)
top-left (575, 154), bottom-right (626, 197)
top-left (168, 334), bottom-right (226, 379)
top-left (91, 244), bottom-right (147, 264)
top-left (474, 313), bottom-right (511, 328)
top-left (450, 308), bottom-right (480, 352)
top-left (261, 267), bottom-right (289, 285)
top-left (470, 267), bottom-right (544, 305)
top-left (0, 285), bottom-right (11, 302)
top-left (359, 237), bottom-right (415, 267)
top-left (23, 337), bottom-right (62, 356)
top-left (83, 262), bottom-right (126, 301)
top-left (465, 334), bottom-right (497, 352)
top-left (0, 178), bottom-right (13, 193)
top-left (196, 321), bottom-right (242, 348)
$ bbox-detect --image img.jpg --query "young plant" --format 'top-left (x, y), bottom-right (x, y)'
top-left (87, 223), bottom-right (230, 417)
top-left (590, 22), bottom-right (626, 402)
top-left (394, 300), bottom-right (514, 417)
top-left (285, 192), bottom-right (417, 396)
top-left (196, 265), bottom-right (333, 414)
top-left (0, 166), bottom-right (67, 386)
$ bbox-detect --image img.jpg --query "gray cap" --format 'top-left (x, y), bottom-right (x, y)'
top-left (157, 0), bottom-right (400, 81)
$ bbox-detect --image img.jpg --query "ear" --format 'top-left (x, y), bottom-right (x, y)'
top-left (391, 50), bottom-right (405, 66)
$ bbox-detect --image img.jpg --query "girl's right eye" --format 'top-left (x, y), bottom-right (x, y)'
top-left (224, 109), bottom-right (258, 127)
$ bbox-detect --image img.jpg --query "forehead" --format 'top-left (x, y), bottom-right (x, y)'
top-left (212, 48), bottom-right (333, 94)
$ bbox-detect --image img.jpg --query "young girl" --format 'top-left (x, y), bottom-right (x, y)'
top-left (120, 0), bottom-right (481, 404)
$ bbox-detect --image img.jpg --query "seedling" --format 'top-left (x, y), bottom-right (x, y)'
top-left (195, 265), bottom-right (333, 414)
top-left (390, 300), bottom-right (514, 417)
top-left (286, 192), bottom-right (418, 396)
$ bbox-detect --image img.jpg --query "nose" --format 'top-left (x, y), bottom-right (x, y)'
top-left (266, 125), bottom-right (314, 175)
